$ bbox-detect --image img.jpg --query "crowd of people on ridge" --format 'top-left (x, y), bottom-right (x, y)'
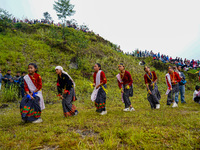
top-left (123, 49), bottom-right (200, 71)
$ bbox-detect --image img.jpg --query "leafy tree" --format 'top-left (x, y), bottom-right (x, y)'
top-left (0, 8), bottom-right (13, 33)
top-left (53, 0), bottom-right (75, 24)
top-left (43, 12), bottom-right (52, 21)
top-left (53, 0), bottom-right (75, 40)
top-left (0, 8), bottom-right (12, 19)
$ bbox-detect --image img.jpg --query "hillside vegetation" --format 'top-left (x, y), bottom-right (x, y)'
top-left (0, 23), bottom-right (200, 149)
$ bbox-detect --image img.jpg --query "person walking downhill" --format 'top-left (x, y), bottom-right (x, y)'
top-left (55, 66), bottom-right (78, 117)
top-left (91, 63), bottom-right (107, 115)
top-left (144, 66), bottom-right (161, 109)
top-left (20, 63), bottom-right (45, 123)
top-left (116, 63), bottom-right (135, 112)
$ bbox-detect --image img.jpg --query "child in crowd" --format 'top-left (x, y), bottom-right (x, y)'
top-left (193, 86), bottom-right (200, 104)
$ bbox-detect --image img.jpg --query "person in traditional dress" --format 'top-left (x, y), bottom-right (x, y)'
top-left (116, 63), bottom-right (135, 111)
top-left (144, 66), bottom-right (161, 109)
top-left (20, 63), bottom-right (45, 123)
top-left (91, 63), bottom-right (107, 115)
top-left (55, 66), bottom-right (78, 117)
top-left (165, 65), bottom-right (181, 108)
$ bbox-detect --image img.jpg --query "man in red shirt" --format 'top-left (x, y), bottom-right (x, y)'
top-left (165, 66), bottom-right (181, 107)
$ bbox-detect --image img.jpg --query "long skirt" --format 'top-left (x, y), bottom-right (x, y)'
top-left (95, 85), bottom-right (107, 113)
top-left (123, 84), bottom-right (133, 108)
top-left (20, 96), bottom-right (41, 122)
top-left (62, 87), bottom-right (77, 117)
top-left (167, 84), bottom-right (179, 105)
top-left (147, 83), bottom-right (160, 109)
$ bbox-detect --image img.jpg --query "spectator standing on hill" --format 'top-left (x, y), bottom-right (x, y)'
top-left (176, 66), bottom-right (186, 103)
top-left (19, 72), bottom-right (26, 98)
top-left (137, 50), bottom-right (139, 57)
top-left (193, 86), bottom-right (200, 104)
top-left (3, 70), bottom-right (13, 88)
top-left (0, 69), bottom-right (3, 90)
top-left (13, 71), bottom-right (21, 97)
top-left (158, 52), bottom-right (160, 59)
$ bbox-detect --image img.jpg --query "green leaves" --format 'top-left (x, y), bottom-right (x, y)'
top-left (53, 0), bottom-right (75, 22)
top-left (43, 12), bottom-right (52, 21)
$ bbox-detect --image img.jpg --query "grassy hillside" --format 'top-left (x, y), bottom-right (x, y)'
top-left (0, 23), bottom-right (200, 149)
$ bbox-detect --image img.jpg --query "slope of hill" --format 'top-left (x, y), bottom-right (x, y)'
top-left (0, 23), bottom-right (199, 149)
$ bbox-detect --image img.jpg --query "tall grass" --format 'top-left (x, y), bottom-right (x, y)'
top-left (0, 84), bottom-right (19, 102)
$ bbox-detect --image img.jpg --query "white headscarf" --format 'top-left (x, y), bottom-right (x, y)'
top-left (55, 66), bottom-right (75, 87)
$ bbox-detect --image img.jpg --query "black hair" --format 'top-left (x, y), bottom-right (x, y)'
top-left (17, 71), bottom-right (20, 73)
top-left (28, 63), bottom-right (38, 73)
top-left (96, 63), bottom-right (101, 70)
top-left (22, 72), bottom-right (26, 75)
top-left (195, 85), bottom-right (200, 91)
top-left (7, 70), bottom-right (11, 72)
top-left (119, 63), bottom-right (125, 69)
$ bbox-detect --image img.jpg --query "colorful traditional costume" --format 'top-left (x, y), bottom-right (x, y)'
top-left (144, 71), bottom-right (160, 109)
top-left (56, 66), bottom-right (78, 117)
top-left (165, 71), bottom-right (181, 106)
top-left (91, 70), bottom-right (107, 113)
top-left (20, 73), bottom-right (45, 122)
top-left (116, 70), bottom-right (133, 109)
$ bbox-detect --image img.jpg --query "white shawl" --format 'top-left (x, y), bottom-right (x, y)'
top-left (91, 70), bottom-right (102, 101)
top-left (24, 74), bottom-right (45, 110)
top-left (116, 73), bottom-right (124, 103)
top-left (165, 73), bottom-right (172, 95)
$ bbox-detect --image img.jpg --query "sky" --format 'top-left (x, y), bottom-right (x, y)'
top-left (1, 0), bottom-right (200, 60)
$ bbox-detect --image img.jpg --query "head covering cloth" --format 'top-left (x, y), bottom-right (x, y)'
top-left (55, 66), bottom-right (75, 87)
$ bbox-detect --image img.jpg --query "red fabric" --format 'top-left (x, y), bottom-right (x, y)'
top-left (144, 71), bottom-right (157, 84)
top-left (93, 71), bottom-right (107, 85)
top-left (166, 72), bottom-right (181, 89)
top-left (118, 70), bottom-right (133, 89)
top-left (24, 73), bottom-right (42, 92)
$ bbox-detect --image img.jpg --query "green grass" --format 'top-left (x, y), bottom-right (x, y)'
top-left (0, 90), bottom-right (200, 149)
top-left (0, 22), bottom-right (200, 149)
